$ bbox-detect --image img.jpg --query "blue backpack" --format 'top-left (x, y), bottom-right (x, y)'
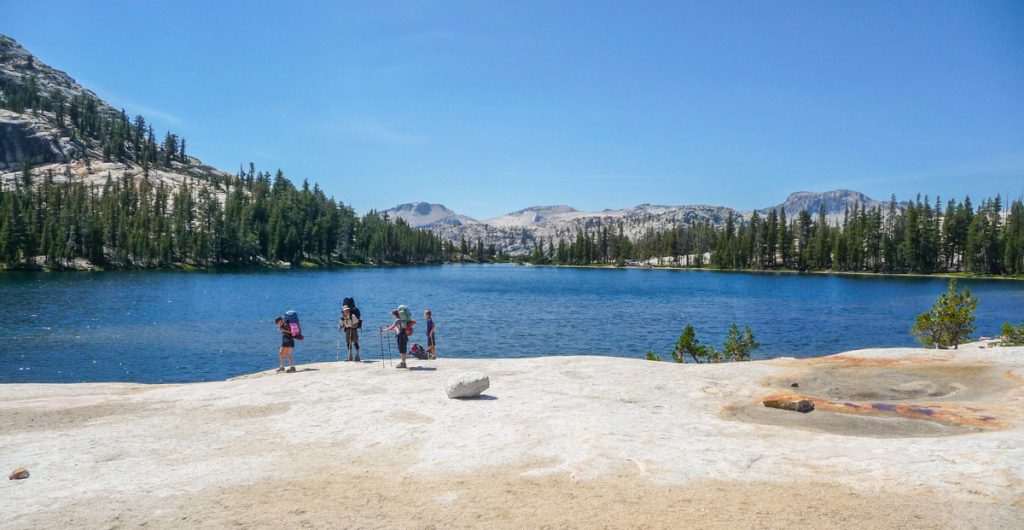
top-left (284, 310), bottom-right (304, 340)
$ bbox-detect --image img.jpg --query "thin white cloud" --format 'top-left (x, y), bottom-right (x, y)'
top-left (327, 118), bottom-right (427, 145)
top-left (113, 99), bottom-right (184, 126)
top-left (79, 79), bottom-right (184, 126)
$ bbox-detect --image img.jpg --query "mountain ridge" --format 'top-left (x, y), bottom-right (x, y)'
top-left (385, 189), bottom-right (883, 254)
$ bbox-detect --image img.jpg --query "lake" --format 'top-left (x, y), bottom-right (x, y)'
top-left (1, 265), bottom-right (1022, 384)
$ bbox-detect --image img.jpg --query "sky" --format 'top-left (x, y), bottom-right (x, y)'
top-left (3, 1), bottom-right (1023, 219)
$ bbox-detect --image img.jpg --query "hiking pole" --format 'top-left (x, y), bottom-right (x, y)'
top-left (337, 306), bottom-right (343, 362)
top-left (378, 330), bottom-right (385, 369)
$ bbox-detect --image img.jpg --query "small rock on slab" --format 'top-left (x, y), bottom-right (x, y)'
top-left (763, 398), bottom-right (814, 413)
top-left (446, 372), bottom-right (490, 399)
top-left (9, 467), bottom-right (29, 480)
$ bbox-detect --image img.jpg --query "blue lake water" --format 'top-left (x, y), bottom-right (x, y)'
top-left (1, 264), bottom-right (1022, 384)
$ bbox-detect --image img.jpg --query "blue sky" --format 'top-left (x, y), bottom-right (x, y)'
top-left (4, 1), bottom-right (1023, 218)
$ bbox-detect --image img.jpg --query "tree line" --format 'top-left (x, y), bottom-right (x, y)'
top-left (525, 195), bottom-right (1024, 276)
top-left (1, 70), bottom-right (461, 269)
top-left (0, 166), bottom-right (454, 269)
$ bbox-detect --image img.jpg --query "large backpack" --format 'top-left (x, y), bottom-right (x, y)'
top-left (409, 343), bottom-right (429, 360)
top-left (284, 310), bottom-right (304, 340)
top-left (342, 297), bottom-right (362, 329)
top-left (396, 305), bottom-right (415, 336)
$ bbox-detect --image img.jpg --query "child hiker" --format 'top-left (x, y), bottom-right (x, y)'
top-left (275, 316), bottom-right (296, 373)
top-left (380, 309), bottom-right (409, 369)
top-left (339, 305), bottom-right (361, 362)
top-left (425, 309), bottom-right (437, 359)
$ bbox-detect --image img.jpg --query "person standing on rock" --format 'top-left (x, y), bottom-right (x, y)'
top-left (380, 310), bottom-right (409, 369)
top-left (425, 309), bottom-right (437, 359)
top-left (275, 317), bottom-right (296, 373)
top-left (339, 305), bottom-right (361, 362)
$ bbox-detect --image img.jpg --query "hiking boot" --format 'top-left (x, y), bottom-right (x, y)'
top-left (396, 362), bottom-right (407, 369)
top-left (276, 367), bottom-right (286, 373)
top-left (286, 366), bottom-right (296, 373)
top-left (354, 356), bottom-right (361, 362)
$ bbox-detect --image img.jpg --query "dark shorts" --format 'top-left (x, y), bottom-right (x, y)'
top-left (345, 328), bottom-right (359, 347)
top-left (428, 335), bottom-right (436, 347)
top-left (396, 332), bottom-right (408, 354)
top-left (282, 337), bottom-right (295, 348)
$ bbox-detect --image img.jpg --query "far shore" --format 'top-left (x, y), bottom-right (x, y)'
top-left (2, 342), bottom-right (1022, 528)
top-left (530, 261), bottom-right (1024, 281)
top-left (4, 257), bottom-right (1023, 281)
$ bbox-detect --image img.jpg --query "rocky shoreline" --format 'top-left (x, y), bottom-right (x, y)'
top-left (2, 343), bottom-right (1022, 528)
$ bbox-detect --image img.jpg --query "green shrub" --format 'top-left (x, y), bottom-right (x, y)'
top-left (911, 280), bottom-right (977, 349)
top-left (672, 323), bottom-right (758, 363)
top-left (672, 325), bottom-right (708, 363)
top-left (1000, 322), bottom-right (1024, 346)
top-left (723, 323), bottom-right (760, 361)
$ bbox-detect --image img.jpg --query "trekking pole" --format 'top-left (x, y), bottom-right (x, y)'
top-left (337, 306), bottom-right (344, 362)
top-left (378, 330), bottom-right (385, 369)
top-left (386, 333), bottom-right (393, 367)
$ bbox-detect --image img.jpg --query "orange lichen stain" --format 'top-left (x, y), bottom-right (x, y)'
top-left (759, 393), bottom-right (1007, 430)
top-left (805, 355), bottom-right (955, 369)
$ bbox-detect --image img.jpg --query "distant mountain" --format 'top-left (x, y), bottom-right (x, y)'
top-left (484, 205), bottom-right (581, 227)
top-left (389, 190), bottom-right (883, 255)
top-left (0, 34), bottom-right (231, 190)
top-left (761, 189), bottom-right (881, 223)
top-left (382, 202), bottom-right (478, 228)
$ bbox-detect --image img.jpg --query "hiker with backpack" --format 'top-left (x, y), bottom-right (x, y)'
top-left (379, 306), bottom-right (415, 369)
top-left (274, 316), bottom-right (297, 373)
top-left (339, 305), bottom-right (361, 362)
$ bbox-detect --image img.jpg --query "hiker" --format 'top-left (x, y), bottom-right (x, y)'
top-left (275, 316), bottom-right (296, 373)
top-left (425, 309), bottom-right (437, 359)
top-left (380, 310), bottom-right (409, 369)
top-left (339, 305), bottom-right (361, 362)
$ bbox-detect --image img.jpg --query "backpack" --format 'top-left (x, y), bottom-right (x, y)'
top-left (396, 305), bottom-right (415, 335)
top-left (284, 310), bottom-right (304, 340)
top-left (409, 343), bottom-right (429, 360)
top-left (342, 297), bottom-right (362, 329)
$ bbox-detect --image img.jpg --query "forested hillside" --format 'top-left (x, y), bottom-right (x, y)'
top-left (0, 34), bottom-right (451, 269)
top-left (0, 164), bottom-right (455, 268)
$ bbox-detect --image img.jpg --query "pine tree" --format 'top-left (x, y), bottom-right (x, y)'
top-left (911, 280), bottom-right (977, 349)
top-left (673, 324), bottom-right (709, 363)
top-left (722, 323), bottom-right (759, 361)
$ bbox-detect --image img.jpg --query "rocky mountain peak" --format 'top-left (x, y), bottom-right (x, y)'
top-left (766, 189), bottom-right (881, 222)
top-left (383, 202), bottom-right (478, 228)
top-left (0, 33), bottom-right (231, 189)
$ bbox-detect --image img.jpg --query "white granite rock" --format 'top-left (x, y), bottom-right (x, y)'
top-left (446, 372), bottom-right (490, 399)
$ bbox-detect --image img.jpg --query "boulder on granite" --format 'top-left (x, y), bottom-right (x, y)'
top-left (763, 398), bottom-right (814, 413)
top-left (446, 372), bottom-right (490, 399)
